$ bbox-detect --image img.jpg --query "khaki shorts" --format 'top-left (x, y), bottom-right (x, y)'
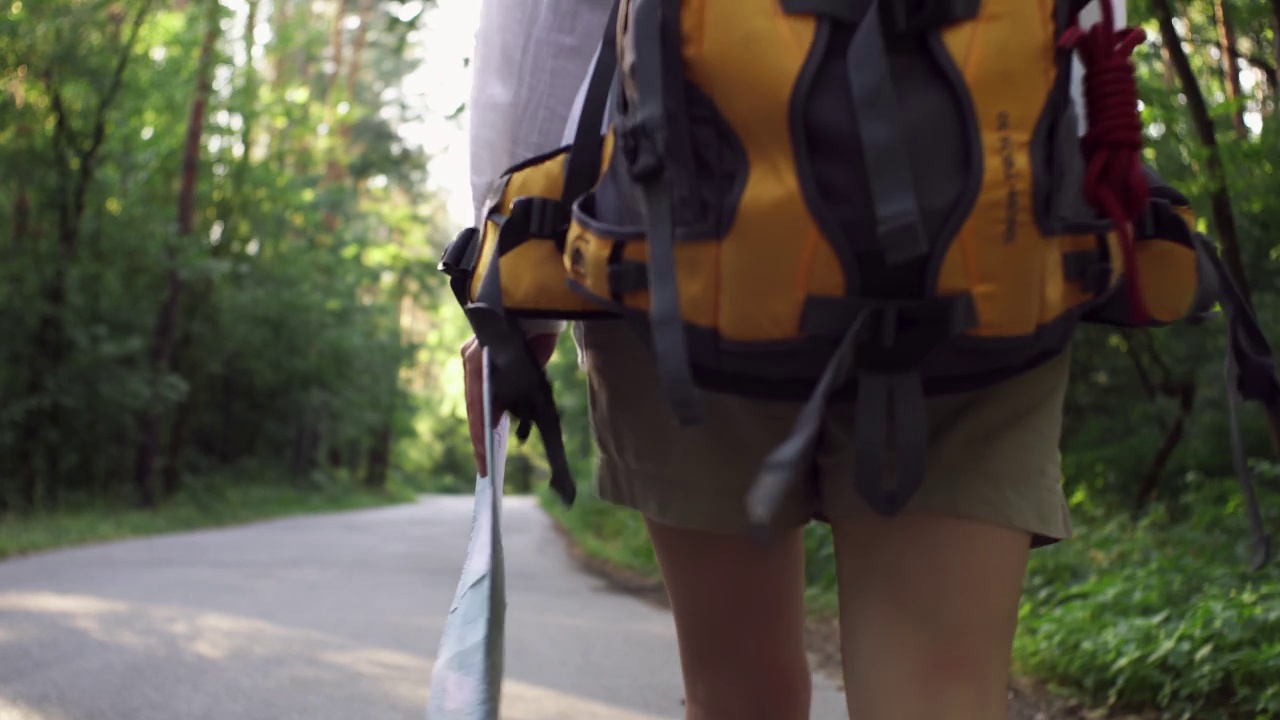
top-left (573, 321), bottom-right (1073, 546)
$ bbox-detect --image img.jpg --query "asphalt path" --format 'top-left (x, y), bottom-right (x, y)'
top-left (0, 495), bottom-right (848, 719)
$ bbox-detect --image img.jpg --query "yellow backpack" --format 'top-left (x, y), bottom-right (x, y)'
top-left (441, 0), bottom-right (1278, 567)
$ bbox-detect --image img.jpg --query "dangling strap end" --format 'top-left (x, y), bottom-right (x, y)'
top-left (853, 371), bottom-right (928, 517)
top-left (746, 454), bottom-right (803, 535)
top-left (515, 419), bottom-right (533, 443)
top-left (531, 399), bottom-right (578, 508)
top-left (669, 386), bottom-right (702, 427)
top-left (1249, 534), bottom-right (1272, 573)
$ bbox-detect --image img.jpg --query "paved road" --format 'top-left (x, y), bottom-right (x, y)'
top-left (0, 496), bottom-right (847, 719)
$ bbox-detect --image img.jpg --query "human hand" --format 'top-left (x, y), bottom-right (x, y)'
top-left (461, 332), bottom-right (560, 476)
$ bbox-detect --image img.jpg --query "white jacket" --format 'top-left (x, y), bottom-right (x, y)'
top-left (467, 0), bottom-right (614, 227)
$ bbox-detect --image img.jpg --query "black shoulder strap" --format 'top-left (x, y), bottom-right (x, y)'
top-left (560, 0), bottom-right (622, 209)
top-left (618, 0), bottom-right (701, 425)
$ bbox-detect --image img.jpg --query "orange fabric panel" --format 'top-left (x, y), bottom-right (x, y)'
top-left (469, 149), bottom-right (570, 303)
top-left (563, 223), bottom-right (721, 329)
top-left (936, 0), bottom-right (1062, 338)
top-left (686, 0), bottom-right (837, 342)
top-left (1137, 240), bottom-right (1199, 324)
top-left (501, 240), bottom-right (603, 313)
top-left (470, 134), bottom-right (618, 313)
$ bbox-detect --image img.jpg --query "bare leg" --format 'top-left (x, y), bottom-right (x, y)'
top-left (645, 517), bottom-right (812, 720)
top-left (831, 511), bottom-right (1031, 720)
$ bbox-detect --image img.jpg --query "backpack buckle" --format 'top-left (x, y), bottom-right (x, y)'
top-left (619, 114), bottom-right (666, 184)
top-left (439, 227), bottom-right (479, 277)
top-left (513, 197), bottom-right (570, 240)
top-left (883, 0), bottom-right (980, 35)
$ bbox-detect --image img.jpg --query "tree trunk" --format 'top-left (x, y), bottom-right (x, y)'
top-left (220, 366), bottom-right (236, 462)
top-left (232, 0), bottom-right (261, 252)
top-left (294, 0), bottom-right (313, 85)
top-left (320, 0), bottom-right (352, 231)
top-left (364, 273), bottom-right (407, 491)
top-left (291, 424), bottom-right (309, 479)
top-left (363, 424), bottom-right (391, 491)
top-left (22, 4), bottom-right (152, 511)
top-left (1273, 0), bottom-right (1280, 78)
top-left (288, 0), bottom-right (316, 178)
top-left (1155, 0), bottom-right (1280, 457)
top-left (271, 0), bottom-right (291, 90)
top-left (161, 334), bottom-right (197, 500)
top-left (1269, 0), bottom-right (1280, 92)
top-left (345, 0), bottom-right (373, 110)
top-left (1160, 44), bottom-right (1176, 89)
top-left (134, 0), bottom-right (218, 505)
top-left (1152, 0), bottom-right (1252, 309)
top-left (132, 267), bottom-right (183, 508)
top-left (323, 0), bottom-right (346, 107)
top-left (12, 183), bottom-right (29, 249)
top-left (1213, 0), bottom-right (1247, 137)
top-left (1122, 331), bottom-right (1199, 512)
top-left (1231, 45), bottom-right (1277, 98)
top-left (1134, 382), bottom-right (1196, 512)
top-left (162, 405), bottom-right (190, 499)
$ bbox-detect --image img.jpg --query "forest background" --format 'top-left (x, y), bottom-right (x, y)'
top-left (2, 1), bottom-right (1279, 717)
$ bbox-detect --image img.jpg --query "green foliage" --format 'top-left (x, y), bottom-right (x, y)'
top-left (5, 0), bottom-right (1280, 715)
top-left (1016, 476), bottom-right (1280, 720)
top-left (540, 481), bottom-right (660, 577)
top-left (0, 0), bottom-right (458, 516)
top-left (802, 523), bottom-right (840, 616)
top-left (0, 465), bottom-right (418, 560)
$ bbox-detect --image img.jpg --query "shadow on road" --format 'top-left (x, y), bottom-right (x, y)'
top-left (0, 588), bottom-right (672, 720)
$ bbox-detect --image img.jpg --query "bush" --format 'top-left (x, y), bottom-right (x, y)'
top-left (1015, 474), bottom-right (1280, 720)
top-left (0, 465), bottom-right (416, 560)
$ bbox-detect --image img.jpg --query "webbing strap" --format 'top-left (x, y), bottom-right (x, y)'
top-left (1225, 353), bottom-right (1272, 572)
top-left (845, 0), bottom-right (929, 262)
top-left (748, 294), bottom-right (974, 531)
top-left (883, 0), bottom-right (980, 34)
top-left (781, 0), bottom-right (979, 30)
top-left (439, 226), bottom-right (481, 307)
top-left (608, 260), bottom-right (649, 295)
top-left (466, 209), bottom-right (577, 508)
top-left (524, 198), bottom-right (571, 239)
top-left (1195, 233), bottom-right (1277, 570)
top-left (853, 371), bottom-right (928, 515)
top-left (1064, 246), bottom-right (1120, 298)
top-left (623, 0), bottom-right (700, 425)
top-left (473, 214), bottom-right (517, 310)
top-left (748, 311), bottom-right (869, 532)
top-left (464, 300), bottom-right (577, 508)
top-left (779, 0), bottom-right (870, 23)
top-left (561, 0), bottom-right (621, 208)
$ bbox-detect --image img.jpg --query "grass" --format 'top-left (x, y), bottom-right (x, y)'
top-left (538, 482), bottom-right (660, 578)
top-left (0, 471), bottom-right (419, 561)
top-left (1012, 478), bottom-right (1280, 720)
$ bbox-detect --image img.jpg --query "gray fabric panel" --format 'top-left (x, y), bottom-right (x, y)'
top-left (845, 2), bottom-right (929, 263)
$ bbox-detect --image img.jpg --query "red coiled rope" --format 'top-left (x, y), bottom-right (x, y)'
top-left (1059, 0), bottom-right (1150, 324)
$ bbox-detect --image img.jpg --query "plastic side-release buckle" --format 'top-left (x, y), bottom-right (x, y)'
top-left (439, 227), bottom-right (482, 307)
top-left (511, 197), bottom-right (571, 241)
top-left (439, 227), bottom-right (480, 277)
top-left (618, 114), bottom-right (666, 184)
top-left (883, 0), bottom-right (981, 35)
